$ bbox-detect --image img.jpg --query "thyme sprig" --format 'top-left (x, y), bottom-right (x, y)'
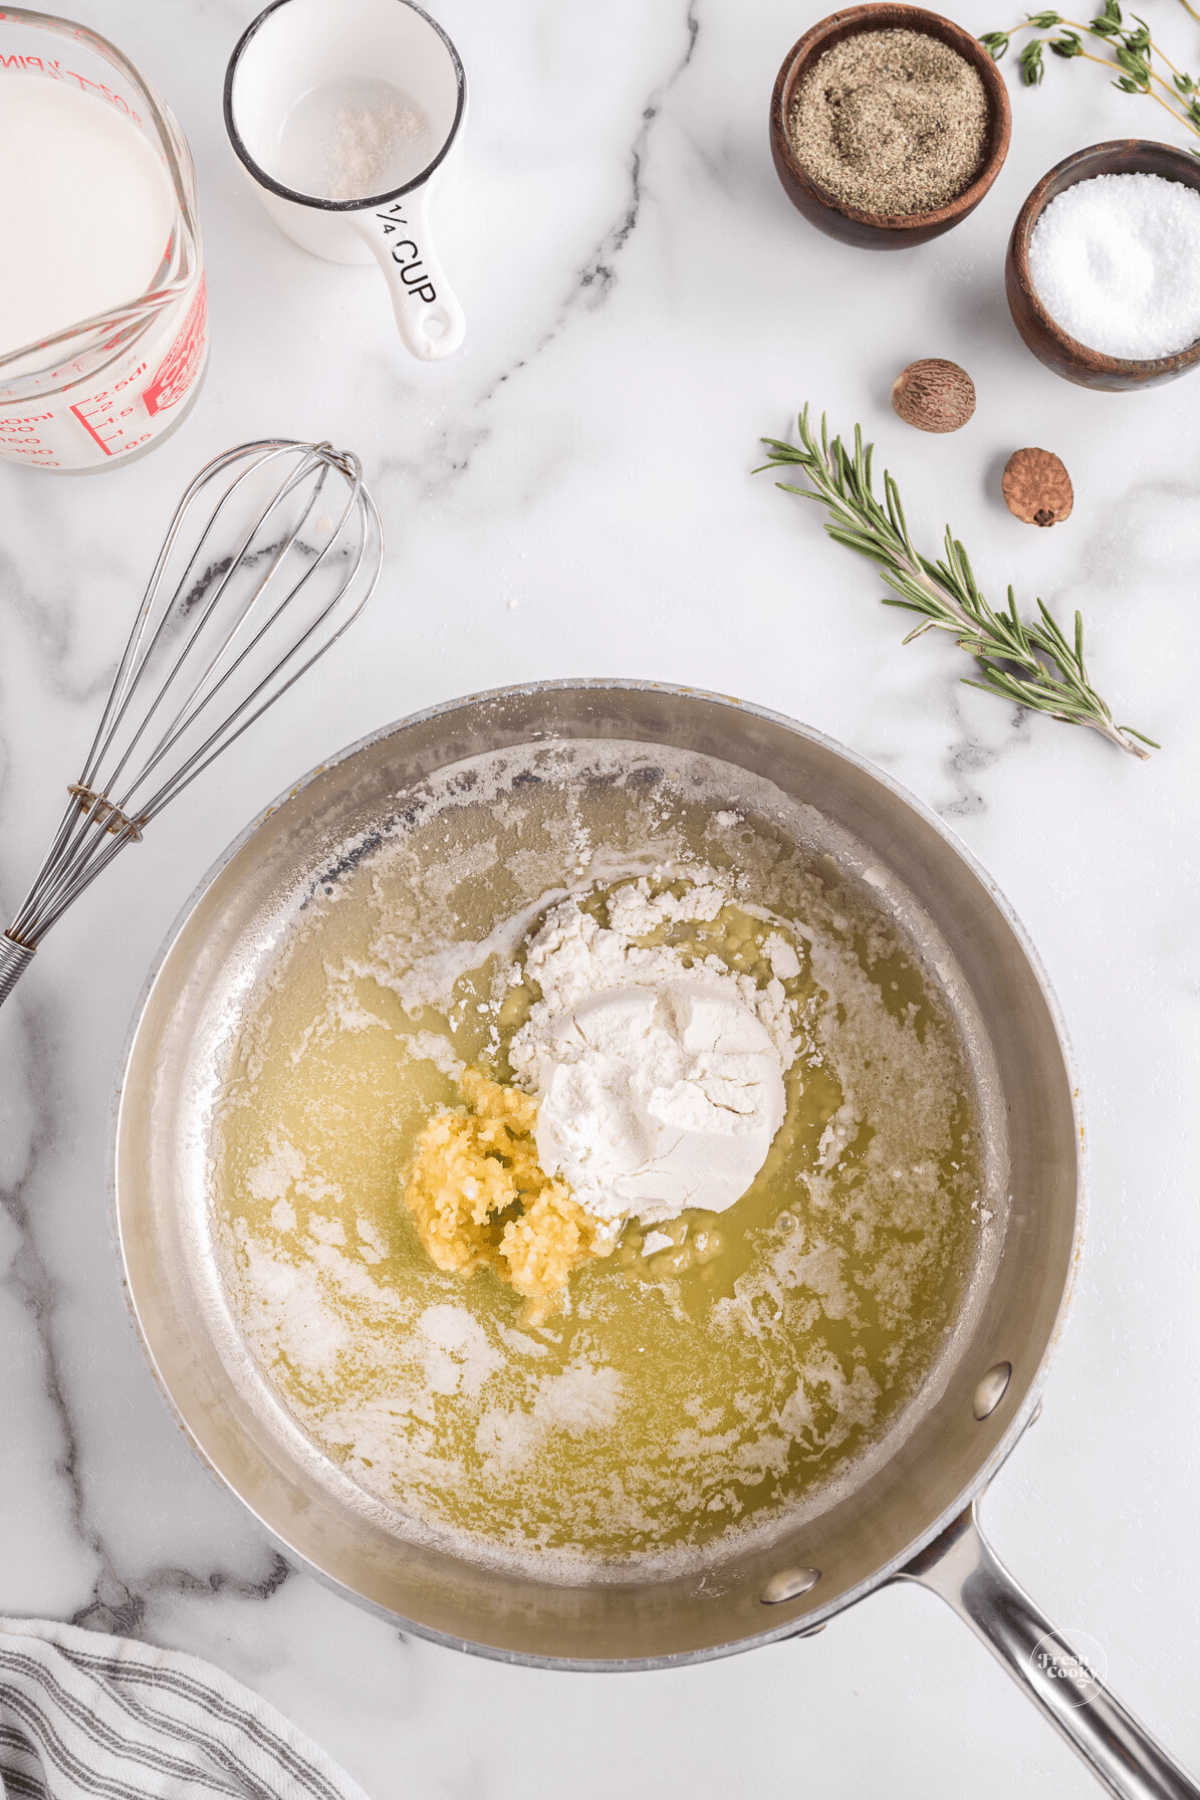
top-left (982, 1), bottom-right (1200, 151)
top-left (757, 409), bottom-right (1156, 759)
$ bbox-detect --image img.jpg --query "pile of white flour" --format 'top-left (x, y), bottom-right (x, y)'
top-left (508, 879), bottom-right (801, 1234)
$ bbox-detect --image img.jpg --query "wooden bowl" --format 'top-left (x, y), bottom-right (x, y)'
top-left (1006, 140), bottom-right (1200, 391)
top-left (770, 4), bottom-right (1011, 250)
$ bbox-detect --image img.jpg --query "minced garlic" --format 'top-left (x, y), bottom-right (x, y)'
top-left (402, 1068), bottom-right (611, 1316)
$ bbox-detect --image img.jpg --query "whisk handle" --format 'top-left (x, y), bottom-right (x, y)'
top-left (0, 933), bottom-right (35, 1009)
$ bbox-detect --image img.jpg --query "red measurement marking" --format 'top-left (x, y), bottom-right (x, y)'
top-left (70, 399), bottom-right (117, 455)
top-left (65, 276), bottom-right (206, 458)
top-left (0, 57), bottom-right (141, 122)
top-left (145, 275), bottom-right (207, 417)
top-left (70, 391), bottom-right (139, 456)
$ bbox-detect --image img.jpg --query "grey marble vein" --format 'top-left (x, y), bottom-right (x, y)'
top-left (363, 0), bottom-right (703, 511)
top-left (478, 0), bottom-right (702, 408)
top-left (574, 0), bottom-right (700, 309)
top-left (938, 693), bottom-right (1031, 819)
top-left (0, 995), bottom-right (106, 1590)
top-left (74, 1551), bottom-right (295, 1639)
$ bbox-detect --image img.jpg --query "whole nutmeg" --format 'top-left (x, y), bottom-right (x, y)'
top-left (891, 359), bottom-right (976, 433)
top-left (1003, 447), bottom-right (1073, 527)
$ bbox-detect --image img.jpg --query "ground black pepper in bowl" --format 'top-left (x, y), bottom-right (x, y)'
top-left (789, 28), bottom-right (988, 215)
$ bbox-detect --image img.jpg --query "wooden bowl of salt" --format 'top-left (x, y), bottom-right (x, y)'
top-left (1006, 140), bottom-right (1200, 391)
top-left (770, 3), bottom-right (1011, 249)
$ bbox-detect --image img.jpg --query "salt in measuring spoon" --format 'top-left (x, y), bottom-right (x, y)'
top-left (224, 0), bottom-right (467, 361)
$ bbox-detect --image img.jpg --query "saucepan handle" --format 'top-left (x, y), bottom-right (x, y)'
top-left (894, 1501), bottom-right (1199, 1800)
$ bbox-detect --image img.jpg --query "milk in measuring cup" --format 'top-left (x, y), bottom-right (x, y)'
top-left (0, 64), bottom-right (207, 471)
top-left (0, 83), bottom-right (177, 354)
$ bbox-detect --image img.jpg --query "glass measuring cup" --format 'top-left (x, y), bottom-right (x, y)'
top-left (0, 10), bottom-right (208, 472)
top-left (224, 0), bottom-right (467, 362)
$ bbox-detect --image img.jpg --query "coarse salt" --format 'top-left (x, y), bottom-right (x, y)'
top-left (1028, 171), bottom-right (1200, 361)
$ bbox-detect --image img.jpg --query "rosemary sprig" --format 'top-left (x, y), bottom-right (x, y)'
top-left (982, 1), bottom-right (1200, 152)
top-left (756, 408), bottom-right (1156, 760)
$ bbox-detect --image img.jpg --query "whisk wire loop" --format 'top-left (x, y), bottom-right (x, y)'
top-left (89, 443), bottom-right (337, 810)
top-left (3, 438), bottom-right (382, 984)
top-left (131, 456), bottom-right (364, 806)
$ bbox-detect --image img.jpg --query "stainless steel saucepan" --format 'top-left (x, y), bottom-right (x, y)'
top-left (114, 682), bottom-right (1198, 1800)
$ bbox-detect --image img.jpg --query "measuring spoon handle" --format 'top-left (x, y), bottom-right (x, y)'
top-left (354, 189), bottom-right (465, 361)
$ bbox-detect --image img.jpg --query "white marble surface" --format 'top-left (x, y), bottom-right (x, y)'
top-left (3, 0), bottom-right (1200, 1794)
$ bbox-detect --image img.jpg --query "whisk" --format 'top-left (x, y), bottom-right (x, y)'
top-left (0, 439), bottom-right (383, 1009)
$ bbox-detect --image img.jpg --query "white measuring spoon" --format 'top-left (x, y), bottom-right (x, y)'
top-left (224, 0), bottom-right (467, 362)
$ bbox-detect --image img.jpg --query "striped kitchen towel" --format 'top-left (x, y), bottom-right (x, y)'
top-left (0, 1616), bottom-right (371, 1800)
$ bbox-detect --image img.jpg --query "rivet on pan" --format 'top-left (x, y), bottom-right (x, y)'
top-left (761, 1566), bottom-right (822, 1605)
top-left (973, 1361), bottom-right (1013, 1421)
top-left (792, 1622), bottom-right (827, 1638)
top-left (1028, 1398), bottom-right (1044, 1427)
